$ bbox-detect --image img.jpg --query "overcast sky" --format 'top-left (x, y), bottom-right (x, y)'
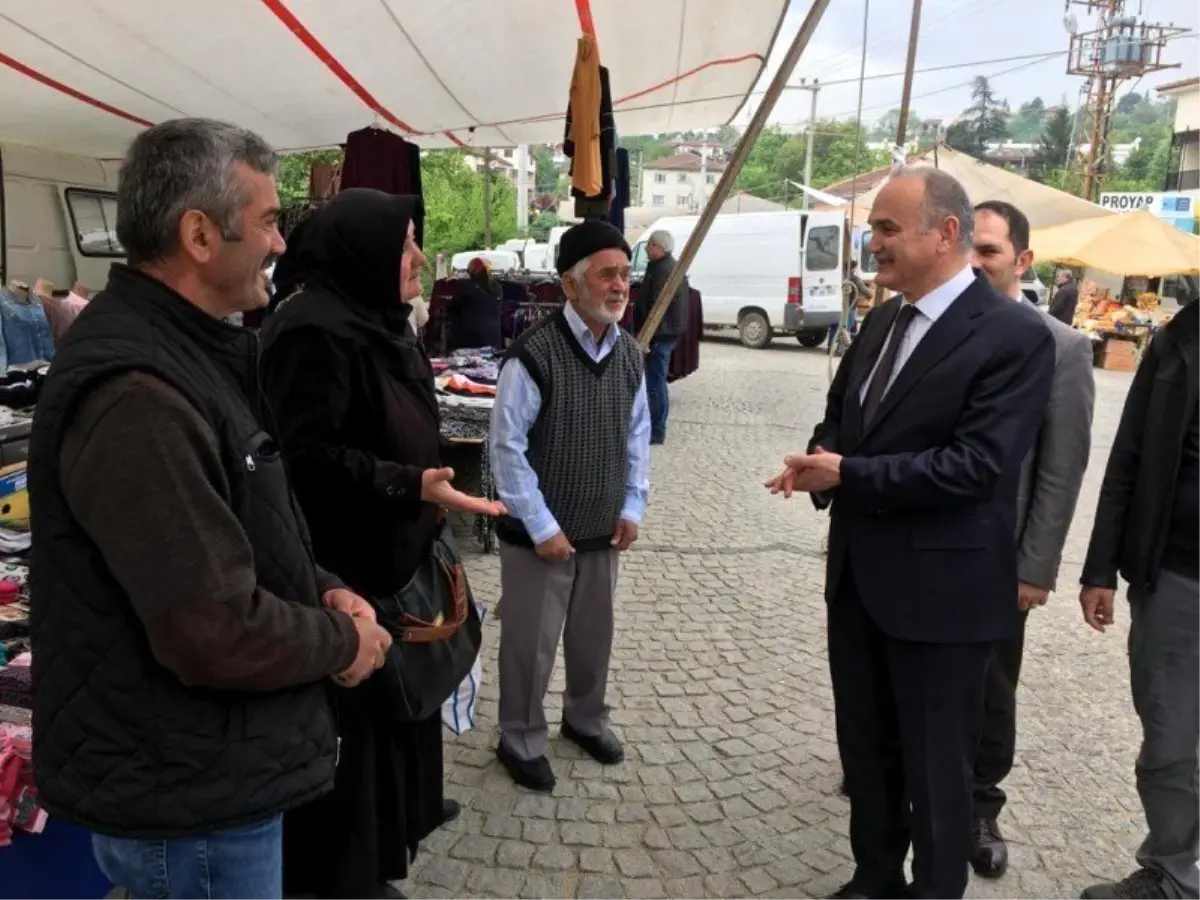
top-left (735, 0), bottom-right (1200, 131)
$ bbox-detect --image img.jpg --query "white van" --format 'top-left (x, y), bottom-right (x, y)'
top-left (1, 142), bottom-right (122, 291)
top-left (449, 250), bottom-right (521, 274)
top-left (632, 209), bottom-right (848, 349)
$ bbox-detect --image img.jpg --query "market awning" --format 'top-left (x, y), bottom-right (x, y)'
top-left (1031, 208), bottom-right (1200, 277)
top-left (835, 146), bottom-right (1115, 231)
top-left (0, 0), bottom-right (788, 158)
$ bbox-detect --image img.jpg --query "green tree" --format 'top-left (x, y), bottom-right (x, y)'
top-left (1037, 107), bottom-right (1075, 176)
top-left (948, 77), bottom-right (1009, 155)
top-left (533, 146), bottom-right (560, 195)
top-left (529, 210), bottom-right (559, 242)
top-left (277, 148), bottom-right (343, 203)
top-left (1116, 91), bottom-right (1143, 115)
top-left (734, 123), bottom-right (889, 203)
top-left (420, 151), bottom-right (517, 263)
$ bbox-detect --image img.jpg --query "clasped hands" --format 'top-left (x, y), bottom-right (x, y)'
top-left (323, 588), bottom-right (391, 689)
top-left (764, 447), bottom-right (843, 497)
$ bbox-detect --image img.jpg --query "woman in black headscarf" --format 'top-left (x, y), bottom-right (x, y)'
top-left (445, 256), bottom-right (503, 352)
top-left (260, 188), bottom-right (502, 899)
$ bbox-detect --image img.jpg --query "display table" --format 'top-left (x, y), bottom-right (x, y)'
top-left (425, 276), bottom-right (703, 383)
top-left (435, 362), bottom-right (499, 555)
top-left (0, 817), bottom-right (111, 899)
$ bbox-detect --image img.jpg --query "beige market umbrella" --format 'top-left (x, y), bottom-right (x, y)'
top-left (1031, 209), bottom-right (1200, 277)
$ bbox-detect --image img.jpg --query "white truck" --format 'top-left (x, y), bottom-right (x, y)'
top-left (631, 209), bottom-right (850, 349)
top-left (1, 142), bottom-right (122, 291)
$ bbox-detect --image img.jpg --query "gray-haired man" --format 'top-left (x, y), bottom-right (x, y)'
top-left (636, 229), bottom-right (689, 444)
top-left (30, 119), bottom-right (390, 899)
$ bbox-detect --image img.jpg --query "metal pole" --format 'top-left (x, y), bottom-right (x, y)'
top-left (803, 82), bottom-right (819, 210)
top-left (515, 144), bottom-right (530, 233)
top-left (637, 0), bottom-right (834, 349)
top-left (894, 0), bottom-right (924, 148)
top-left (482, 147), bottom-right (493, 247)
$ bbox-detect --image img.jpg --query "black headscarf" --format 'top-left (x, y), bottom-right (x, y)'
top-left (276, 188), bottom-right (423, 315)
top-left (263, 188), bottom-right (427, 363)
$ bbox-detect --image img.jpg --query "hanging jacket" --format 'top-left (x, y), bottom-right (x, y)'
top-left (565, 35), bottom-right (603, 197)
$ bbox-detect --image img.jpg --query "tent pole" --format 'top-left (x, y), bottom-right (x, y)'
top-left (637, 0), bottom-right (833, 349)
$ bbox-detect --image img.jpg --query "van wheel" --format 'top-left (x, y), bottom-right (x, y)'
top-left (738, 312), bottom-right (772, 349)
top-left (796, 330), bottom-right (826, 348)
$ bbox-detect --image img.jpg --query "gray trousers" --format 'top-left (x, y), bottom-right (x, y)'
top-left (497, 543), bottom-right (619, 761)
top-left (1129, 567), bottom-right (1200, 899)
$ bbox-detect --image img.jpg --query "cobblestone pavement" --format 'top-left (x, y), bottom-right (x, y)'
top-left (407, 337), bottom-right (1145, 899)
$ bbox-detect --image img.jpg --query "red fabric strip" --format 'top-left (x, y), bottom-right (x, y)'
top-left (260, 0), bottom-right (417, 134)
top-left (0, 50), bottom-right (153, 128)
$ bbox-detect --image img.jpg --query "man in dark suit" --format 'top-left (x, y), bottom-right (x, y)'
top-left (767, 168), bottom-right (1055, 899)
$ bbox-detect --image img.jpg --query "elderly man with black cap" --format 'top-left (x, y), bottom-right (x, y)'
top-left (489, 219), bottom-right (651, 791)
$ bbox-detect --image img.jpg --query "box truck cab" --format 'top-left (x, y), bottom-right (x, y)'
top-left (631, 209), bottom-right (847, 349)
top-left (1, 142), bottom-right (123, 291)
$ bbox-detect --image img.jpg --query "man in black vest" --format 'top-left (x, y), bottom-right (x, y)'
top-left (29, 119), bottom-right (393, 900)
top-left (490, 220), bottom-right (650, 792)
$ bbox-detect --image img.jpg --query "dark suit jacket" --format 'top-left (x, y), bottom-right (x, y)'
top-left (808, 275), bottom-right (1055, 644)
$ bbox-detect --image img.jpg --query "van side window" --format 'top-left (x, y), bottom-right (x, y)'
top-left (805, 224), bottom-right (839, 272)
top-left (65, 189), bottom-right (123, 256)
top-left (631, 242), bottom-right (648, 275)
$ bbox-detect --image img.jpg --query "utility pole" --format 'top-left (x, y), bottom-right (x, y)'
top-left (482, 147), bottom-right (492, 248)
top-left (515, 145), bottom-right (530, 234)
top-left (802, 80), bottom-right (820, 210)
top-left (1065, 0), bottom-right (1182, 201)
top-left (894, 0), bottom-right (924, 150)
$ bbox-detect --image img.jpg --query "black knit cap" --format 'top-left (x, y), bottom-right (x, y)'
top-left (556, 219), bottom-right (631, 275)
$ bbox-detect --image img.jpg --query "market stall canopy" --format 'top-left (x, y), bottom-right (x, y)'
top-left (0, 0), bottom-right (788, 158)
top-left (1031, 209), bottom-right (1200, 277)
top-left (838, 146), bottom-right (1114, 230)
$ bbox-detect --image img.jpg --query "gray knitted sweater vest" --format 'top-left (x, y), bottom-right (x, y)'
top-left (496, 309), bottom-right (643, 552)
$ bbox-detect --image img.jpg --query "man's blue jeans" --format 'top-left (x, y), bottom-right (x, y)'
top-left (92, 815), bottom-right (283, 899)
top-left (646, 339), bottom-right (677, 442)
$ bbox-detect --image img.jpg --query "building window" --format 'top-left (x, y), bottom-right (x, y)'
top-left (677, 173), bottom-right (688, 183)
top-left (64, 189), bottom-right (123, 256)
top-left (677, 195), bottom-right (689, 207)
top-left (706, 174), bottom-right (716, 185)
top-left (652, 194), bottom-right (666, 207)
top-left (653, 172), bottom-right (667, 184)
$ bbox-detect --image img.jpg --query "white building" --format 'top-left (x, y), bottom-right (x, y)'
top-left (463, 148), bottom-right (537, 210)
top-left (641, 152), bottom-right (727, 212)
top-left (1158, 76), bottom-right (1199, 193)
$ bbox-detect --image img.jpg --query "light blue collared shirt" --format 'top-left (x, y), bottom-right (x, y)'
top-left (489, 303), bottom-right (651, 546)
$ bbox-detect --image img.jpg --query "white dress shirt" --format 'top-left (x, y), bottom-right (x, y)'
top-left (859, 265), bottom-right (977, 403)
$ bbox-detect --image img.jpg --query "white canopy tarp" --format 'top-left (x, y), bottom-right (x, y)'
top-left (0, 0), bottom-right (788, 158)
top-left (841, 145), bottom-right (1114, 230)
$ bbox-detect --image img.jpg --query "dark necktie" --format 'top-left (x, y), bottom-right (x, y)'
top-left (861, 303), bottom-right (918, 425)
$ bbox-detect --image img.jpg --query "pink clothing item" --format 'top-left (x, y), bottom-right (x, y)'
top-left (42, 291), bottom-right (89, 342)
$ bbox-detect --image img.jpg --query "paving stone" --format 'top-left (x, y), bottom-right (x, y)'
top-left (652, 849), bottom-right (705, 879)
top-left (404, 345), bottom-right (1148, 900)
top-left (532, 844), bottom-right (578, 871)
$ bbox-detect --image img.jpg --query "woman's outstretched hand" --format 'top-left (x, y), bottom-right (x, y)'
top-left (420, 467), bottom-right (507, 517)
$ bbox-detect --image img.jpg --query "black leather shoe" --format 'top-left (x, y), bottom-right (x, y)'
top-left (1081, 868), bottom-right (1169, 899)
top-left (496, 742), bottom-right (556, 792)
top-left (378, 883), bottom-right (406, 899)
top-left (969, 817), bottom-right (1009, 878)
top-left (830, 880), bottom-right (910, 899)
top-left (440, 798), bottom-right (461, 826)
top-left (561, 720), bottom-right (625, 764)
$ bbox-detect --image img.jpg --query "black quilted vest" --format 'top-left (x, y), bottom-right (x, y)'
top-left (29, 265), bottom-right (337, 837)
